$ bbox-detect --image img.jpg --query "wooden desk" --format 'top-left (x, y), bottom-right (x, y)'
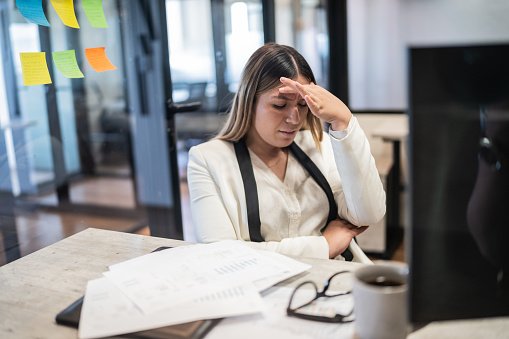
top-left (0, 228), bottom-right (507, 338)
top-left (0, 228), bottom-right (359, 338)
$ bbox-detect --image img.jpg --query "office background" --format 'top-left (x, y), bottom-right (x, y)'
top-left (1, 0), bottom-right (508, 266)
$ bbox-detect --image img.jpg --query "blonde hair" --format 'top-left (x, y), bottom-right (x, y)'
top-left (216, 43), bottom-right (323, 149)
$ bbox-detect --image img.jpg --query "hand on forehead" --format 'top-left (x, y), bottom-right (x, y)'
top-left (278, 76), bottom-right (313, 97)
top-left (277, 76), bottom-right (353, 128)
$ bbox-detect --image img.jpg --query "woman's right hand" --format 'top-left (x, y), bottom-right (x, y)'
top-left (279, 77), bottom-right (353, 131)
top-left (322, 219), bottom-right (368, 259)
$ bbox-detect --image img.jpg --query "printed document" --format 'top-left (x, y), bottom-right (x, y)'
top-left (79, 277), bottom-right (263, 339)
top-left (79, 240), bottom-right (311, 338)
top-left (103, 240), bottom-right (310, 314)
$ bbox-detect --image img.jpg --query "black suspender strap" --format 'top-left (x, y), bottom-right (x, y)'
top-left (233, 139), bottom-right (263, 242)
top-left (289, 142), bottom-right (353, 261)
top-left (233, 138), bottom-right (353, 261)
top-left (288, 142), bottom-right (338, 231)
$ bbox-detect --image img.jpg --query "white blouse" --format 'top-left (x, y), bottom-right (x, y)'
top-left (187, 116), bottom-right (386, 259)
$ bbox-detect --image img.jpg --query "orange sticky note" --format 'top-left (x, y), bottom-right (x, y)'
top-left (20, 52), bottom-right (52, 86)
top-left (85, 47), bottom-right (117, 72)
top-left (50, 0), bottom-right (79, 28)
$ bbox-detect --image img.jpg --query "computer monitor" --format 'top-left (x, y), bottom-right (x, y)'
top-left (407, 43), bottom-right (509, 324)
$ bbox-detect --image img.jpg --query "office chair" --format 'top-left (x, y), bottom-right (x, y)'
top-left (349, 240), bottom-right (374, 265)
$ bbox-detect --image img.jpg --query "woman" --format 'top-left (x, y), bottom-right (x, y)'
top-left (187, 43), bottom-right (385, 260)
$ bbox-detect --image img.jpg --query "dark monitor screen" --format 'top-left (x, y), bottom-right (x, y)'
top-left (408, 43), bottom-right (509, 323)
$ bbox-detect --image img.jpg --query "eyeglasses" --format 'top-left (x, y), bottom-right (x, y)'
top-left (286, 271), bottom-right (354, 323)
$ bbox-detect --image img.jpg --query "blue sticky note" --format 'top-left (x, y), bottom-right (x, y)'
top-left (16, 0), bottom-right (51, 27)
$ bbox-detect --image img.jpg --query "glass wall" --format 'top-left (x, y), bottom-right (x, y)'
top-left (275, 0), bottom-right (328, 88)
top-left (8, 20), bottom-right (53, 193)
top-left (73, 1), bottom-right (130, 178)
top-left (0, 0), bottom-right (145, 265)
top-left (4, 0), bottom-right (133, 205)
top-left (0, 16), bottom-right (15, 194)
top-left (166, 0), bottom-right (265, 112)
top-left (224, 0), bottom-right (264, 93)
top-left (166, 0), bottom-right (216, 110)
top-left (1, 0), bottom-right (337, 265)
top-left (166, 0), bottom-right (329, 113)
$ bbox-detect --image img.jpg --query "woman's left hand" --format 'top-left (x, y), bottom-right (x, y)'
top-left (280, 77), bottom-right (353, 131)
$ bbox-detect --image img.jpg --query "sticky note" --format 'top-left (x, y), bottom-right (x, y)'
top-left (52, 50), bottom-right (84, 78)
top-left (85, 47), bottom-right (117, 72)
top-left (82, 0), bottom-right (108, 28)
top-left (20, 52), bottom-right (52, 86)
top-left (16, 0), bottom-right (51, 27)
top-left (50, 0), bottom-right (79, 28)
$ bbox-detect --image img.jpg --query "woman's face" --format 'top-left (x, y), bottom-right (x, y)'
top-left (248, 74), bottom-right (310, 150)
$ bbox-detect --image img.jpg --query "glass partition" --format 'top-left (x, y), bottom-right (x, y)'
top-left (0, 0), bottom-right (147, 264)
top-left (275, 0), bottom-right (328, 87)
top-left (4, 0), bottom-right (134, 207)
top-left (9, 21), bottom-right (52, 194)
top-left (166, 0), bottom-right (216, 111)
top-left (166, 0), bottom-right (264, 112)
top-left (224, 0), bottom-right (264, 93)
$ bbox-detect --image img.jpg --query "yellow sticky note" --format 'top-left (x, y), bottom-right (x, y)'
top-left (50, 0), bottom-right (79, 28)
top-left (85, 47), bottom-right (117, 72)
top-left (52, 50), bottom-right (84, 78)
top-left (20, 52), bottom-right (52, 86)
top-left (82, 0), bottom-right (108, 28)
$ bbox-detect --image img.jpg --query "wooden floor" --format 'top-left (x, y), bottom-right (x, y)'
top-left (0, 177), bottom-right (404, 267)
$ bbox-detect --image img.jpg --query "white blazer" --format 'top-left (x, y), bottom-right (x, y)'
top-left (187, 117), bottom-right (386, 260)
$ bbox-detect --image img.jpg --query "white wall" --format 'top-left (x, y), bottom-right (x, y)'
top-left (348, 0), bottom-right (405, 110)
top-left (401, 0), bottom-right (509, 46)
top-left (348, 0), bottom-right (509, 111)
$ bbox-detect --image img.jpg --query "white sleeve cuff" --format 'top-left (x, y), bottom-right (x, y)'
top-left (329, 116), bottom-right (357, 141)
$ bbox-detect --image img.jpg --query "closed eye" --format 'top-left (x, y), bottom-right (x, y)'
top-left (273, 104), bottom-right (286, 109)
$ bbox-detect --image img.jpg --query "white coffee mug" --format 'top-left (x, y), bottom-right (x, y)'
top-left (352, 262), bottom-right (409, 339)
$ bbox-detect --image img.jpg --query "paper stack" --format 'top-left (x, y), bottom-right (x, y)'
top-left (78, 240), bottom-right (311, 339)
